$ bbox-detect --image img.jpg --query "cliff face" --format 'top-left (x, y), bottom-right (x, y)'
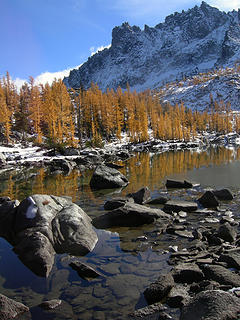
top-left (64, 2), bottom-right (240, 92)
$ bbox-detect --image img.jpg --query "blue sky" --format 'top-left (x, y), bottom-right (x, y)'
top-left (1, 0), bottom-right (240, 85)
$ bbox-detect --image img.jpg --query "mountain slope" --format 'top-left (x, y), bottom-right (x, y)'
top-left (156, 66), bottom-right (240, 110)
top-left (63, 2), bottom-right (240, 92)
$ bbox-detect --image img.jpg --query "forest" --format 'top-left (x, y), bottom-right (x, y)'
top-left (0, 71), bottom-right (238, 148)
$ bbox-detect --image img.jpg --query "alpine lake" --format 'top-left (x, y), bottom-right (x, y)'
top-left (1, 146), bottom-right (240, 319)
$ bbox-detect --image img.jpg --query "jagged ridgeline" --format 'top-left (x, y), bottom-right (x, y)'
top-left (63, 1), bottom-right (240, 92)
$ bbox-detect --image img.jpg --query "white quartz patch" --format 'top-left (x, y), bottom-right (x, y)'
top-left (26, 196), bottom-right (38, 219)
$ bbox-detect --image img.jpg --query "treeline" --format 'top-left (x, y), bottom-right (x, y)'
top-left (0, 72), bottom-right (238, 147)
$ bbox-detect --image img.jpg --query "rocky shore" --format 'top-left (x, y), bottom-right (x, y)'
top-left (0, 166), bottom-right (240, 318)
top-left (0, 131), bottom-right (239, 175)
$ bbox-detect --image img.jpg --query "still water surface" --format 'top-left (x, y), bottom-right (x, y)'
top-left (0, 146), bottom-right (240, 319)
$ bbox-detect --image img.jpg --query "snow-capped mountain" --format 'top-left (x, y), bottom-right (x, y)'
top-left (63, 2), bottom-right (240, 93)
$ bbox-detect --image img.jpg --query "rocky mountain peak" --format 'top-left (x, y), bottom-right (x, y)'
top-left (64, 2), bottom-right (240, 92)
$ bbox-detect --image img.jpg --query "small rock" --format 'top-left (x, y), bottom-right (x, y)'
top-left (144, 273), bottom-right (175, 304)
top-left (166, 179), bottom-right (193, 189)
top-left (39, 299), bottom-right (62, 310)
top-left (198, 191), bottom-right (219, 208)
top-left (202, 264), bottom-right (240, 287)
top-left (127, 187), bottom-right (151, 204)
top-left (69, 261), bottom-right (102, 280)
top-left (163, 200), bottom-right (198, 213)
top-left (217, 223), bottom-right (237, 243)
top-left (173, 263), bottom-right (204, 284)
top-left (213, 189), bottom-right (234, 201)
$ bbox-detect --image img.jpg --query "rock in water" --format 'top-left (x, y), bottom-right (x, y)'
top-left (90, 165), bottom-right (129, 190)
top-left (11, 194), bottom-right (98, 277)
top-left (198, 191), bottom-right (219, 208)
top-left (213, 188), bottom-right (234, 200)
top-left (92, 202), bottom-right (171, 228)
top-left (0, 293), bottom-right (29, 319)
top-left (69, 261), bottom-right (102, 280)
top-left (127, 187), bottom-right (151, 204)
top-left (180, 290), bottom-right (240, 320)
top-left (166, 180), bottom-right (193, 189)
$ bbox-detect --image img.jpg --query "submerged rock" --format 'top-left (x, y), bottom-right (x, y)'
top-left (90, 165), bottom-right (129, 189)
top-left (69, 261), bottom-right (102, 280)
top-left (39, 299), bottom-right (62, 310)
top-left (92, 202), bottom-right (171, 228)
top-left (180, 290), bottom-right (240, 320)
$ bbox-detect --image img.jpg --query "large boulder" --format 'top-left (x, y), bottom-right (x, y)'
top-left (90, 165), bottom-right (129, 190)
top-left (92, 202), bottom-right (171, 228)
top-left (180, 290), bottom-right (240, 320)
top-left (9, 194), bottom-right (98, 277)
top-left (0, 293), bottom-right (29, 319)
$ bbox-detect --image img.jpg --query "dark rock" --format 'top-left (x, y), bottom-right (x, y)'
top-left (69, 261), bottom-right (102, 280)
top-left (129, 302), bottom-right (166, 319)
top-left (14, 230), bottom-right (55, 277)
top-left (167, 285), bottom-right (190, 308)
top-left (0, 198), bottom-right (19, 241)
top-left (49, 159), bottom-right (76, 174)
top-left (213, 188), bottom-right (234, 200)
top-left (104, 197), bottom-right (133, 210)
top-left (190, 280), bottom-right (220, 293)
top-left (202, 264), bottom-right (240, 287)
top-left (166, 179), bottom-right (193, 189)
top-left (180, 290), bottom-right (240, 320)
top-left (61, 147), bottom-right (80, 156)
top-left (198, 191), bottom-right (219, 208)
top-left (90, 165), bottom-right (129, 189)
top-left (0, 293), bottom-right (29, 319)
top-left (116, 150), bottom-right (133, 160)
top-left (39, 299), bottom-right (62, 310)
top-left (173, 263), bottom-right (204, 284)
top-left (219, 249), bottom-right (240, 269)
top-left (144, 273), bottom-right (175, 304)
top-left (127, 187), bottom-right (151, 204)
top-left (217, 223), bottom-right (237, 243)
top-left (146, 196), bottom-right (168, 205)
top-left (92, 202), bottom-right (171, 228)
top-left (163, 200), bottom-right (198, 213)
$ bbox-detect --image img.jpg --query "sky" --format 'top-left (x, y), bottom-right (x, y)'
top-left (1, 0), bottom-right (240, 86)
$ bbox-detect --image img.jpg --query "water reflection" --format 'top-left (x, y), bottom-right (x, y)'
top-left (0, 147), bottom-right (239, 202)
